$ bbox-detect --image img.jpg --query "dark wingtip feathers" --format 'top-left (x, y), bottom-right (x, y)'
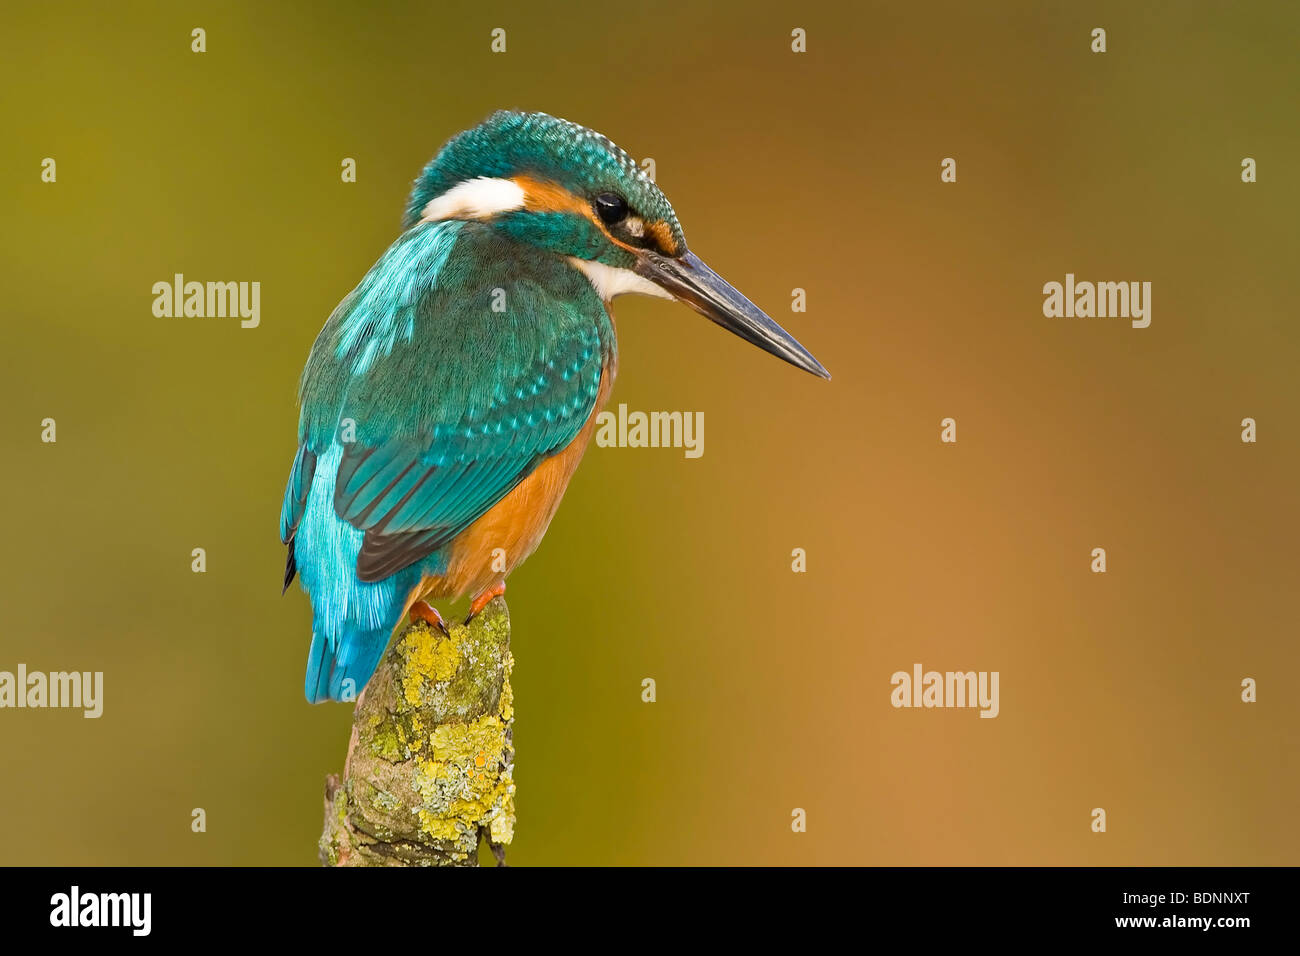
top-left (282, 542), bottom-right (297, 595)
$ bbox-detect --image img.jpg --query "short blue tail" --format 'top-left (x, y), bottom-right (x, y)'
top-left (289, 442), bottom-right (421, 704)
top-left (304, 625), bottom-right (395, 704)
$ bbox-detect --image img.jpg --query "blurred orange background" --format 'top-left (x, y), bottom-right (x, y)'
top-left (0, 0), bottom-right (1295, 864)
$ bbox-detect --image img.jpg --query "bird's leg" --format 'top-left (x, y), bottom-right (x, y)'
top-left (464, 581), bottom-right (506, 624)
top-left (410, 600), bottom-right (450, 635)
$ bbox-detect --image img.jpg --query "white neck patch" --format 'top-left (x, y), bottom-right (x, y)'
top-left (421, 176), bottom-right (526, 222)
top-left (567, 257), bottom-right (673, 303)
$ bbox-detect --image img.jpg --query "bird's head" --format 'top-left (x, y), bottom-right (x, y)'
top-left (406, 110), bottom-right (829, 379)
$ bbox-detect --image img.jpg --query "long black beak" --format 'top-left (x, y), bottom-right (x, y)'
top-left (634, 250), bottom-right (831, 380)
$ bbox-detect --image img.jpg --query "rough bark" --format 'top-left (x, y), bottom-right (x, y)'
top-left (319, 597), bottom-right (515, 866)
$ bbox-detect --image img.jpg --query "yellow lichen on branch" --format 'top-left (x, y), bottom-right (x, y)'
top-left (319, 597), bottom-right (515, 866)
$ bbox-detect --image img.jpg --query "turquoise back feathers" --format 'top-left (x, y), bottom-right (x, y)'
top-left (296, 220), bottom-right (612, 451)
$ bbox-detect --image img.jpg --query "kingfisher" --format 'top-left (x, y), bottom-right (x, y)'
top-left (281, 110), bottom-right (829, 704)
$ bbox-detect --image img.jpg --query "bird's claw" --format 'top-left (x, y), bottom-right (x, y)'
top-left (410, 600), bottom-right (450, 635)
top-left (464, 582), bottom-right (506, 625)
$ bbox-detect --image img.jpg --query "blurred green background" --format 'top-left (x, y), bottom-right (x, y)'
top-left (1, 0), bottom-right (1297, 865)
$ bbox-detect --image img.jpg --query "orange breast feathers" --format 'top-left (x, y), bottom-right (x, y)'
top-left (402, 362), bottom-right (614, 612)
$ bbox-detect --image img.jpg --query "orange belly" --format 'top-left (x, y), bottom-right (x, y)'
top-left (400, 362), bottom-right (614, 613)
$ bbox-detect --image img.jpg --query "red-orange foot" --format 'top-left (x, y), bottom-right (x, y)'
top-left (410, 600), bottom-right (450, 635)
top-left (465, 581), bottom-right (506, 624)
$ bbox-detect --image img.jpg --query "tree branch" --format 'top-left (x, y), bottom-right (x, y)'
top-left (319, 597), bottom-right (515, 866)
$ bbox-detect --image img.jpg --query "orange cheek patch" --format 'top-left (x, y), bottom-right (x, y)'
top-left (647, 220), bottom-right (680, 257)
top-left (512, 175), bottom-right (592, 218)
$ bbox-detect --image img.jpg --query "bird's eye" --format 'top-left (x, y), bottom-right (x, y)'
top-left (594, 192), bottom-right (629, 225)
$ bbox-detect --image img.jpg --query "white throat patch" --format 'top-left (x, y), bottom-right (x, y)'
top-left (421, 176), bottom-right (526, 222)
top-left (567, 257), bottom-right (673, 302)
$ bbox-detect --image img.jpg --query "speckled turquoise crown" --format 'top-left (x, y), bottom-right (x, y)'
top-left (404, 110), bottom-right (684, 246)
